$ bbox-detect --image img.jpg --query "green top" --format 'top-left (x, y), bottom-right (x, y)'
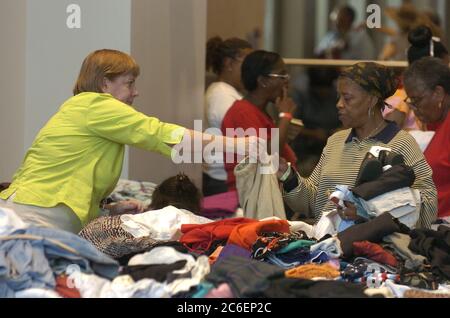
top-left (1, 92), bottom-right (185, 226)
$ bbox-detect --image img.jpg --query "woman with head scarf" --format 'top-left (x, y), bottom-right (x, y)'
top-left (279, 62), bottom-right (437, 229)
top-left (403, 57), bottom-right (450, 219)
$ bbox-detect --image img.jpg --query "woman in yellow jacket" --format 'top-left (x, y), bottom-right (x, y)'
top-left (0, 49), bottom-right (255, 233)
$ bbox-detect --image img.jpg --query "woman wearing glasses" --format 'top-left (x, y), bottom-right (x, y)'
top-left (403, 57), bottom-right (450, 219)
top-left (0, 49), bottom-right (257, 233)
top-left (221, 50), bottom-right (298, 191)
top-left (203, 37), bottom-right (253, 196)
top-left (278, 62), bottom-right (437, 229)
top-left (383, 25), bottom-right (449, 130)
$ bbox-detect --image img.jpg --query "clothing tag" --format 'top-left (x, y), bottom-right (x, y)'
top-left (369, 146), bottom-right (392, 158)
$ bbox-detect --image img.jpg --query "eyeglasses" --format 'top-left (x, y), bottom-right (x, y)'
top-left (404, 91), bottom-right (428, 109)
top-left (265, 73), bottom-right (290, 80)
top-left (232, 56), bottom-right (245, 63)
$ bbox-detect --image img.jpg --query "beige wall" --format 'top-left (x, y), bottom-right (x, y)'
top-left (130, 0), bottom-right (206, 186)
top-left (0, 0), bottom-right (26, 181)
top-left (0, 0), bottom-right (132, 181)
top-left (0, 0), bottom-right (206, 188)
top-left (207, 0), bottom-right (265, 48)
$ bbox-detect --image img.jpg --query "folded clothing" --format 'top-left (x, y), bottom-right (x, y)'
top-left (353, 241), bottom-right (398, 268)
top-left (337, 213), bottom-right (403, 258)
top-left (201, 190), bottom-right (239, 217)
top-left (352, 164), bottom-right (415, 201)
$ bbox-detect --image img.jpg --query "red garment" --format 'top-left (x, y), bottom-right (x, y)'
top-left (353, 241), bottom-right (398, 268)
top-left (424, 113), bottom-right (450, 217)
top-left (227, 219), bottom-right (291, 251)
top-left (221, 99), bottom-right (298, 190)
top-left (55, 275), bottom-right (81, 298)
top-left (180, 217), bottom-right (256, 253)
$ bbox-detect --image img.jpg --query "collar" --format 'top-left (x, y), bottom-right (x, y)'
top-left (345, 121), bottom-right (400, 144)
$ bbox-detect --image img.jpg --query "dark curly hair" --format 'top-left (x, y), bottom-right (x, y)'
top-left (206, 36), bottom-right (252, 75)
top-left (149, 173), bottom-right (202, 214)
top-left (407, 25), bottom-right (448, 64)
top-left (241, 50), bottom-right (282, 92)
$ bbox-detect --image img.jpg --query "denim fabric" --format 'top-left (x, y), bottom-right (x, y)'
top-left (0, 226), bottom-right (119, 297)
top-left (24, 227), bottom-right (118, 277)
top-left (338, 220), bottom-right (356, 232)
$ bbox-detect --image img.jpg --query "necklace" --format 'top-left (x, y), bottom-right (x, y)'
top-left (361, 120), bottom-right (385, 140)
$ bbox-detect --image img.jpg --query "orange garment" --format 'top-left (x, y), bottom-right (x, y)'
top-left (55, 275), bottom-right (81, 298)
top-left (285, 263), bottom-right (340, 280)
top-left (208, 245), bottom-right (224, 265)
top-left (227, 219), bottom-right (290, 251)
top-left (180, 217), bottom-right (256, 253)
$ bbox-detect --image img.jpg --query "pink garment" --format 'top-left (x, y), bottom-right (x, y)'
top-left (205, 283), bottom-right (235, 298)
top-left (201, 190), bottom-right (238, 217)
top-left (384, 90), bottom-right (422, 131)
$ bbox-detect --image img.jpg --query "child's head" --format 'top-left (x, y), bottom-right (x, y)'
top-left (149, 173), bottom-right (202, 214)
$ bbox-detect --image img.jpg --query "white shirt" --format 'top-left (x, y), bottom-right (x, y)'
top-left (204, 82), bottom-right (243, 180)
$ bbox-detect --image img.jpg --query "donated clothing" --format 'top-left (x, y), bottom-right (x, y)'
top-left (0, 226), bottom-right (119, 297)
top-left (120, 206), bottom-right (213, 240)
top-left (0, 92), bottom-right (185, 226)
top-left (221, 99), bottom-right (297, 190)
top-left (234, 157), bottom-right (286, 220)
top-left (359, 188), bottom-right (421, 229)
top-left (79, 215), bottom-right (157, 259)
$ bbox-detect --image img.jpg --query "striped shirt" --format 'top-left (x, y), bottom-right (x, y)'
top-left (283, 122), bottom-right (437, 228)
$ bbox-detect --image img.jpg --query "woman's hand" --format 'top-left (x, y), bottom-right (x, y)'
top-left (275, 87), bottom-right (296, 114)
top-left (276, 157), bottom-right (290, 179)
top-left (108, 199), bottom-right (146, 216)
top-left (337, 201), bottom-right (358, 221)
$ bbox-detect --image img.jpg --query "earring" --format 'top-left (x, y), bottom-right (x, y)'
top-left (368, 107), bottom-right (373, 118)
top-left (439, 101), bottom-right (443, 109)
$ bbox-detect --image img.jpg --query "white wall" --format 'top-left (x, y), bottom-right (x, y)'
top-left (130, 0), bottom-right (206, 186)
top-left (0, 0), bottom-right (26, 181)
top-left (0, 0), bottom-right (131, 180)
top-left (25, 0), bottom-right (131, 148)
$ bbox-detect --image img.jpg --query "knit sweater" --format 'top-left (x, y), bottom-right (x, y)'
top-left (283, 122), bottom-right (437, 228)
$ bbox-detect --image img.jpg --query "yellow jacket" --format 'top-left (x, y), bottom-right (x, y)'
top-left (0, 92), bottom-right (185, 225)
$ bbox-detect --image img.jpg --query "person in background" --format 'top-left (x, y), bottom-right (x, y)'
top-left (221, 50), bottom-right (298, 191)
top-left (403, 57), bottom-right (450, 219)
top-left (0, 49), bottom-right (256, 233)
top-left (291, 67), bottom-right (341, 177)
top-left (149, 173), bottom-right (202, 215)
top-left (384, 25), bottom-right (449, 130)
top-left (278, 62), bottom-right (437, 229)
top-left (203, 37), bottom-right (253, 196)
top-left (315, 5), bottom-right (375, 60)
top-left (378, 3), bottom-right (441, 61)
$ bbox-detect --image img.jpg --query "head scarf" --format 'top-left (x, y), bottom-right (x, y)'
top-left (340, 62), bottom-right (399, 107)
